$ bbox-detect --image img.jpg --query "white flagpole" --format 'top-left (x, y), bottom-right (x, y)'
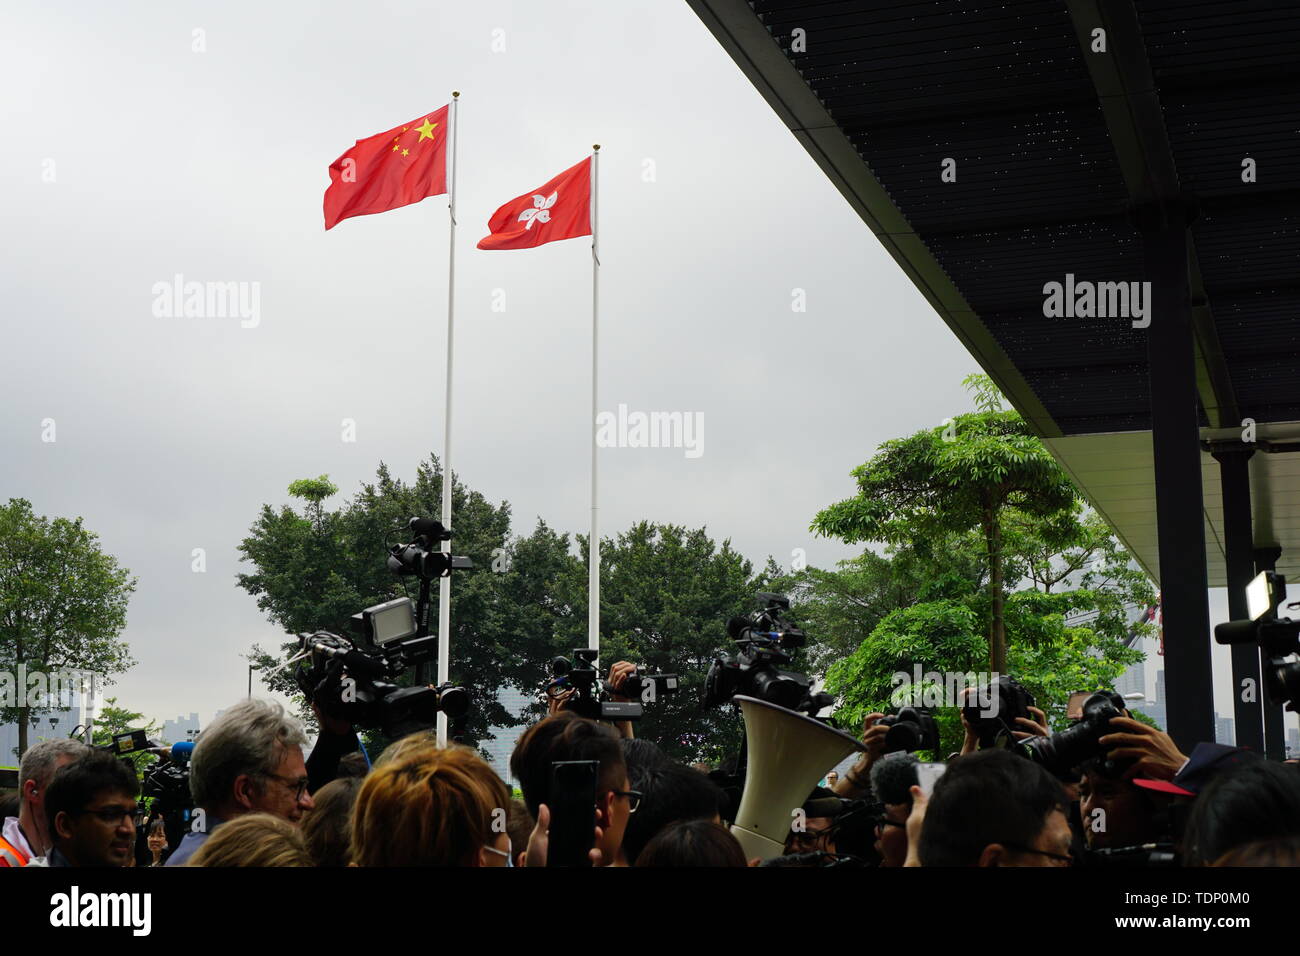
top-left (436, 91), bottom-right (460, 746)
top-left (588, 144), bottom-right (601, 652)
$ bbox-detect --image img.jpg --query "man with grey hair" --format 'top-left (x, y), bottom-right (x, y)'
top-left (1, 737), bottom-right (90, 866)
top-left (165, 699), bottom-right (314, 866)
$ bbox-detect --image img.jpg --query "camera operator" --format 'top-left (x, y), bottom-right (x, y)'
top-left (1077, 755), bottom-right (1164, 851)
top-left (1097, 715), bottom-right (1188, 782)
top-left (0, 737), bottom-right (89, 867)
top-left (871, 752), bottom-right (920, 867)
top-left (166, 699), bottom-right (315, 866)
top-left (305, 701), bottom-right (362, 794)
top-left (917, 749), bottom-right (1074, 866)
top-left (510, 712), bottom-right (634, 866)
top-left (957, 689), bottom-right (1050, 755)
top-left (830, 713), bottom-right (889, 800)
top-left (547, 659), bottom-right (639, 740)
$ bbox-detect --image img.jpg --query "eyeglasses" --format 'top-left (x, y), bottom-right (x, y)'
top-left (1002, 842), bottom-right (1074, 866)
top-left (612, 789), bottom-right (643, 813)
top-left (262, 772), bottom-right (311, 801)
top-left (78, 805), bottom-right (138, 825)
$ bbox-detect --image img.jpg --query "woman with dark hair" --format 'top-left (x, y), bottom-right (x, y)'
top-left (636, 819), bottom-right (748, 867)
top-left (146, 819), bottom-right (170, 867)
top-left (1183, 761), bottom-right (1300, 866)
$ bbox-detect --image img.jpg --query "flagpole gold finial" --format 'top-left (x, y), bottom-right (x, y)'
top-left (593, 144), bottom-right (600, 151)
top-left (452, 90), bottom-right (460, 98)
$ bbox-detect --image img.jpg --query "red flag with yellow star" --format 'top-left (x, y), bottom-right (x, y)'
top-left (324, 106), bottom-right (449, 230)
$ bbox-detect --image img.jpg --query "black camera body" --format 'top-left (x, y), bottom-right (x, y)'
top-left (295, 625), bottom-right (468, 739)
top-left (1216, 571), bottom-right (1300, 710)
top-left (293, 517), bottom-right (472, 739)
top-left (703, 593), bottom-right (829, 714)
top-left (879, 706), bottom-right (941, 754)
top-left (139, 741), bottom-right (198, 852)
top-left (1020, 690), bottom-right (1128, 777)
top-left (548, 649), bottom-right (645, 721)
top-left (962, 675), bottom-right (1036, 749)
top-left (386, 517), bottom-right (475, 580)
top-left (616, 669), bottom-right (681, 703)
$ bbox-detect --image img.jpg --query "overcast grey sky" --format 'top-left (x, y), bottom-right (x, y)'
top-left (1, 0), bottom-right (1275, 739)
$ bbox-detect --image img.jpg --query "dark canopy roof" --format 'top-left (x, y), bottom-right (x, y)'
top-left (690, 0), bottom-right (1300, 585)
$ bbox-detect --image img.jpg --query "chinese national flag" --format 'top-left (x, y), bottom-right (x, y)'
top-left (477, 157), bottom-right (591, 250)
top-left (324, 105), bottom-right (449, 230)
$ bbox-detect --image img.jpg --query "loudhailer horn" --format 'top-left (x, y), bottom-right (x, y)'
top-left (729, 696), bottom-right (868, 861)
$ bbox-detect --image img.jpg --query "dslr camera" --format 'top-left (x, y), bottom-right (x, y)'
top-left (961, 675), bottom-right (1037, 749)
top-left (1020, 690), bottom-right (1128, 777)
top-left (879, 706), bottom-right (941, 754)
top-left (703, 593), bottom-right (831, 715)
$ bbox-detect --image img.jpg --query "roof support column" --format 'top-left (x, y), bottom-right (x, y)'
top-left (1212, 447), bottom-right (1263, 751)
top-left (1139, 200), bottom-right (1215, 751)
top-left (1254, 545), bottom-right (1288, 759)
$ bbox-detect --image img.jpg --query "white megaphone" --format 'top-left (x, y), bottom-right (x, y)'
top-left (729, 695), bottom-right (867, 861)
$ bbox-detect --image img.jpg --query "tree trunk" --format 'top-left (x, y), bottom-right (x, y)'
top-left (984, 507), bottom-right (1007, 674)
top-left (17, 704), bottom-right (28, 759)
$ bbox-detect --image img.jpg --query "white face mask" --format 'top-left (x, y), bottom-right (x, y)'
top-left (482, 839), bottom-right (513, 866)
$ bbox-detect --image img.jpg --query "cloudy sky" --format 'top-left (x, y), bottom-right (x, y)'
top-left (1, 0), bottom-right (1278, 739)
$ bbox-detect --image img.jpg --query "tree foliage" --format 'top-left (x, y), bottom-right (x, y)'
top-left (0, 498), bottom-right (136, 758)
top-left (238, 460), bottom-right (775, 765)
top-left (813, 377), bottom-right (1083, 672)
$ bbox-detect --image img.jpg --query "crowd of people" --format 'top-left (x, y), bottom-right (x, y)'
top-left (3, 663), bottom-right (1300, 868)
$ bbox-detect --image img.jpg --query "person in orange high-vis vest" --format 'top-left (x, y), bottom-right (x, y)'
top-left (2, 739), bottom-right (91, 867)
top-left (0, 832), bottom-right (30, 867)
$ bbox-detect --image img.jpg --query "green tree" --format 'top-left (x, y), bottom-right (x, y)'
top-left (769, 533), bottom-right (985, 675)
top-left (239, 456), bottom-right (521, 749)
top-left (813, 375), bottom-right (1080, 673)
top-left (92, 697), bottom-right (163, 773)
top-left (0, 499), bottom-right (136, 758)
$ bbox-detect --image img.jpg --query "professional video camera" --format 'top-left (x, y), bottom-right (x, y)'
top-left (879, 706), bottom-right (941, 754)
top-left (1215, 570), bottom-right (1300, 710)
top-left (546, 649), bottom-right (679, 721)
top-left (703, 593), bottom-right (831, 715)
top-left (292, 517), bottom-right (472, 739)
top-left (140, 741), bottom-right (198, 850)
top-left (1020, 690), bottom-right (1128, 777)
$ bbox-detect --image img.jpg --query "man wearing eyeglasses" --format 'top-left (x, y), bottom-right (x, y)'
top-left (38, 749), bottom-right (141, 867)
top-left (166, 699), bottom-right (315, 866)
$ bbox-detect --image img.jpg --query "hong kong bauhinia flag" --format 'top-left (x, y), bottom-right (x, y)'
top-left (477, 157), bottom-right (591, 250)
top-left (324, 105), bottom-right (449, 230)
